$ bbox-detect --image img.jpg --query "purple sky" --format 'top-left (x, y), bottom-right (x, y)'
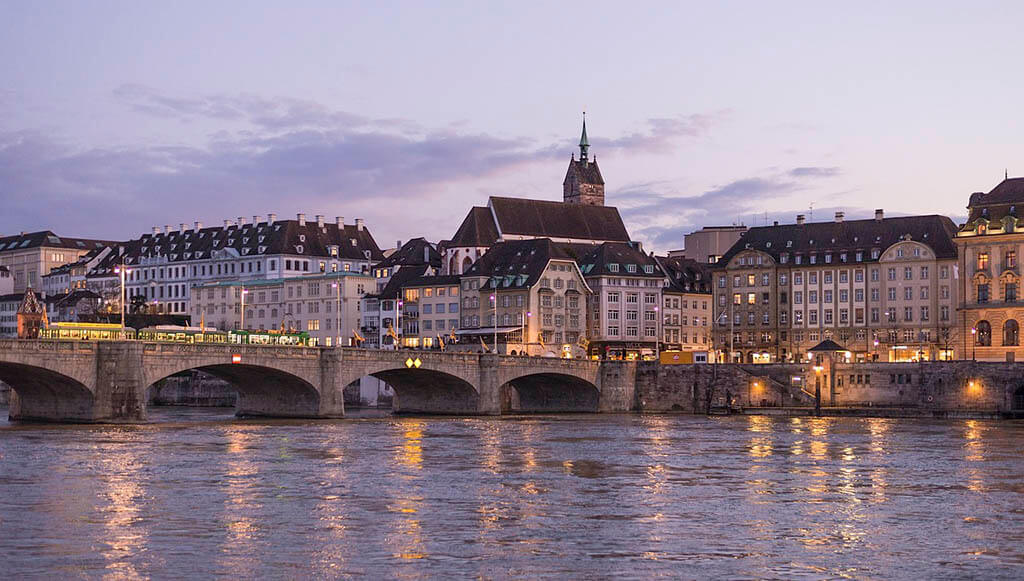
top-left (2, 1), bottom-right (1022, 251)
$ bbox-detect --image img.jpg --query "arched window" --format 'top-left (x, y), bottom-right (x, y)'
top-left (461, 256), bottom-right (473, 274)
top-left (448, 256), bottom-right (456, 275)
top-left (976, 320), bottom-right (992, 346)
top-left (1004, 319), bottom-right (1019, 346)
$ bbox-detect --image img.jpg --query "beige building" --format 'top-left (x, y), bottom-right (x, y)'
top-left (191, 271), bottom-right (372, 346)
top-left (670, 225), bottom-right (748, 264)
top-left (656, 256), bottom-right (713, 352)
top-left (714, 210), bottom-right (959, 363)
top-left (398, 275), bottom-right (461, 348)
top-left (458, 239), bottom-right (591, 357)
top-left (0, 231), bottom-right (113, 292)
top-left (955, 177), bottom-right (1024, 361)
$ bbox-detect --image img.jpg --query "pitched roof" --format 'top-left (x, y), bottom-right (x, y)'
top-left (463, 238), bottom-right (579, 289)
top-left (576, 242), bottom-right (663, 277)
top-left (17, 288), bottom-right (44, 315)
top-left (488, 196), bottom-right (629, 242)
top-left (401, 274), bottom-right (462, 289)
top-left (717, 214), bottom-right (958, 266)
top-left (0, 231), bottom-right (115, 254)
top-left (809, 339), bottom-right (847, 352)
top-left (656, 255), bottom-right (712, 294)
top-left (449, 207), bottom-right (500, 247)
top-left (375, 238), bottom-right (440, 269)
top-left (564, 158), bottom-right (604, 185)
top-left (86, 219), bottom-right (383, 277)
top-left (963, 178), bottom-right (1024, 227)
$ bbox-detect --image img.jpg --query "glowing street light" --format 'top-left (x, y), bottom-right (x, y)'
top-left (331, 281), bottom-right (341, 347)
top-left (971, 326), bottom-right (977, 360)
top-left (240, 287), bottom-right (249, 330)
top-left (113, 261), bottom-right (130, 338)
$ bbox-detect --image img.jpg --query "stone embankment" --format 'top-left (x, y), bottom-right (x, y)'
top-left (635, 361), bottom-right (1024, 418)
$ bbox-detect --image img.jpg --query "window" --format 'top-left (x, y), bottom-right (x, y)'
top-left (940, 265), bottom-right (949, 279)
top-left (839, 289), bottom-right (848, 302)
top-left (920, 306), bottom-right (929, 321)
top-left (824, 272), bottom-right (833, 284)
top-left (904, 287), bottom-right (913, 301)
top-left (855, 270), bottom-right (864, 283)
top-left (940, 306), bottom-right (949, 321)
top-left (809, 290), bottom-right (817, 304)
top-left (888, 268), bottom-right (896, 281)
top-left (871, 288), bottom-right (879, 302)
top-left (794, 273), bottom-right (802, 285)
top-left (609, 292), bottom-right (620, 303)
top-left (1008, 251), bottom-right (1018, 269)
top-left (747, 293), bottom-right (756, 305)
top-left (904, 306), bottom-right (913, 322)
top-left (1007, 282), bottom-right (1018, 302)
top-left (718, 276), bottom-right (726, 288)
top-left (809, 273), bottom-right (817, 284)
top-left (904, 267), bottom-right (913, 280)
top-left (888, 288), bottom-right (897, 301)
top-left (978, 253), bottom-right (990, 270)
top-left (920, 266), bottom-right (929, 279)
top-left (920, 286), bottom-right (929, 300)
top-left (871, 307), bottom-right (879, 323)
top-left (761, 274), bottom-right (770, 286)
top-left (976, 320), bottom-right (991, 346)
top-left (809, 310), bottom-right (818, 325)
top-left (733, 293), bottom-right (742, 305)
top-left (824, 290), bottom-right (833, 303)
top-left (978, 283), bottom-right (990, 303)
top-left (1005, 319), bottom-right (1019, 346)
top-left (871, 269), bottom-right (879, 282)
top-left (839, 271), bottom-right (848, 283)
top-left (747, 274), bottom-right (755, 286)
top-left (854, 289), bottom-right (863, 302)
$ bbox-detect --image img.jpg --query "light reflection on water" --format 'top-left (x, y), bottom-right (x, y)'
top-left (0, 408), bottom-right (1022, 579)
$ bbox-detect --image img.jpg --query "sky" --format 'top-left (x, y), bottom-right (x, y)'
top-left (1, 1), bottom-right (1022, 252)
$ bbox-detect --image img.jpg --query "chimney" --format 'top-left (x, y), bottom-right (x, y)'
top-left (773, 221), bottom-right (779, 226)
top-left (396, 240), bottom-right (403, 251)
top-left (179, 223), bottom-right (186, 234)
top-left (875, 208), bottom-right (884, 221)
top-left (835, 211), bottom-right (844, 223)
top-left (194, 221), bottom-right (202, 231)
top-left (223, 219), bottom-right (233, 228)
top-left (316, 215), bottom-right (325, 228)
top-left (297, 213), bottom-right (306, 227)
top-left (237, 216), bottom-right (246, 226)
top-left (268, 213), bottom-right (277, 223)
top-left (336, 216), bottom-right (344, 229)
top-left (796, 214), bottom-right (805, 225)
top-left (253, 215), bottom-right (259, 226)
top-left (152, 226), bottom-right (161, 235)
top-left (164, 225), bottom-right (171, 235)
top-left (356, 218), bottom-right (364, 231)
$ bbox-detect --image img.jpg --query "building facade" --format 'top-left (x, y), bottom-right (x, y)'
top-left (398, 275), bottom-right (461, 348)
top-left (670, 226), bottom-right (748, 264)
top-left (713, 210), bottom-right (959, 363)
top-left (955, 177), bottom-right (1024, 361)
top-left (655, 256), bottom-right (713, 352)
top-left (0, 231), bottom-right (114, 292)
top-left (190, 271), bottom-right (372, 346)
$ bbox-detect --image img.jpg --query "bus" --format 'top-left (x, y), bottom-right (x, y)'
top-left (39, 322), bottom-right (136, 341)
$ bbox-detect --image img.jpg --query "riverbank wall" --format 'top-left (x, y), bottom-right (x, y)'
top-left (635, 361), bottom-right (1024, 417)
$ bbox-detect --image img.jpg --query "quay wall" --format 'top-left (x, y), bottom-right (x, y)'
top-left (636, 361), bottom-right (1024, 416)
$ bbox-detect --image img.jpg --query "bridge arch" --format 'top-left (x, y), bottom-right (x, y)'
top-left (0, 362), bottom-right (96, 422)
top-left (500, 371), bottom-right (600, 413)
top-left (341, 363), bottom-right (481, 415)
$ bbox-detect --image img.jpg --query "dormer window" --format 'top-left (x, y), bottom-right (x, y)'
top-left (609, 264), bottom-right (619, 273)
top-left (296, 245), bottom-right (304, 254)
top-left (299, 234), bottom-right (306, 243)
top-left (978, 223), bottom-right (988, 235)
top-left (626, 264), bottom-right (637, 273)
top-left (643, 265), bottom-right (654, 274)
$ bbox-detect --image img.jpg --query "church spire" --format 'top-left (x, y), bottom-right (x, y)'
top-left (579, 111), bottom-right (589, 164)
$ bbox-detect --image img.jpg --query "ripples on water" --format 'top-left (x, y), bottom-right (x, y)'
top-left (0, 408), bottom-right (1022, 579)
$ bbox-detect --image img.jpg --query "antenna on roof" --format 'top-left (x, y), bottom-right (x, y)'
top-left (808, 202), bottom-right (814, 222)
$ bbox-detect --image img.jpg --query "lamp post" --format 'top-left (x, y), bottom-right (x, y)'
top-left (113, 261), bottom-right (130, 338)
top-left (490, 292), bottom-right (497, 354)
top-left (240, 287), bottom-right (248, 330)
top-left (971, 326), bottom-right (977, 360)
top-left (396, 299), bottom-right (403, 350)
top-left (654, 305), bottom-right (660, 360)
top-left (332, 281), bottom-right (341, 347)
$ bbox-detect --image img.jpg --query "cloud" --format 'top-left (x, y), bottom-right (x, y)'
top-left (596, 111), bottom-right (729, 154)
top-left (620, 167), bottom-right (844, 250)
top-left (2, 87), bottom-right (726, 245)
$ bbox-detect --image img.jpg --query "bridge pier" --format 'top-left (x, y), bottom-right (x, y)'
top-left (93, 342), bottom-right (148, 422)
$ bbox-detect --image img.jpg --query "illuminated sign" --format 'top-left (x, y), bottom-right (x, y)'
top-left (231, 354), bottom-right (242, 364)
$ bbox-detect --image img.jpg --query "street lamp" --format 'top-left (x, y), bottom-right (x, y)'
top-left (490, 293), bottom-right (497, 354)
top-left (653, 305), bottom-right (660, 359)
top-left (240, 287), bottom-right (248, 330)
top-left (331, 281), bottom-right (341, 347)
top-left (113, 261), bottom-right (130, 338)
top-left (971, 326), bottom-right (977, 360)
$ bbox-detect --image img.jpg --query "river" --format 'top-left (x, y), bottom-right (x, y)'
top-left (0, 408), bottom-right (1022, 579)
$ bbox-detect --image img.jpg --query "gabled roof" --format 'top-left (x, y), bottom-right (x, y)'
top-left (809, 339), bottom-right (847, 352)
top-left (717, 215), bottom-right (958, 266)
top-left (375, 238), bottom-right (440, 269)
top-left (656, 255), bottom-right (712, 294)
top-left (563, 158), bottom-right (604, 185)
top-left (576, 242), bottom-right (663, 278)
top-left (0, 231), bottom-right (115, 254)
top-left (463, 238), bottom-right (580, 289)
top-left (488, 196), bottom-right (629, 242)
top-left (17, 288), bottom-right (44, 315)
top-left (963, 178), bottom-right (1024, 228)
top-left (449, 207), bottom-right (500, 248)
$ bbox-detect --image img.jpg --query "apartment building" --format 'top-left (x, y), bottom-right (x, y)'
top-left (458, 239), bottom-right (591, 356)
top-left (0, 231), bottom-right (114, 292)
top-left (655, 256), bottom-right (713, 352)
top-left (190, 271), bottom-right (372, 346)
top-left (955, 176), bottom-right (1024, 361)
top-left (713, 210), bottom-right (959, 363)
top-left (398, 275), bottom-right (461, 348)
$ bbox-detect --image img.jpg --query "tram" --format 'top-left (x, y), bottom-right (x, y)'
top-left (137, 325), bottom-right (229, 344)
top-left (38, 322), bottom-right (136, 341)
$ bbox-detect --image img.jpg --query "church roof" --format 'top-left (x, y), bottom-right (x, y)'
top-left (449, 207), bottom-right (500, 248)
top-left (17, 288), bottom-right (45, 315)
top-left (489, 196), bottom-right (629, 242)
top-left (963, 178), bottom-right (1024, 228)
top-left (564, 158), bottom-right (604, 185)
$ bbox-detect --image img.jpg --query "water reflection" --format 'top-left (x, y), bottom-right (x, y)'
top-left (1, 411), bottom-right (1022, 579)
top-left (97, 431), bottom-right (149, 580)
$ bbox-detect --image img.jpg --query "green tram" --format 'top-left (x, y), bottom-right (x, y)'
top-left (38, 323), bottom-right (314, 346)
top-left (229, 329), bottom-right (315, 346)
top-left (137, 326), bottom-right (229, 344)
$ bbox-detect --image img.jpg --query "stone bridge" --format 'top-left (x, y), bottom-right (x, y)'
top-left (0, 340), bottom-right (636, 422)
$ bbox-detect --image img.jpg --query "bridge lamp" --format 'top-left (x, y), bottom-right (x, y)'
top-left (113, 264), bottom-right (131, 337)
top-left (240, 288), bottom-right (249, 331)
top-left (331, 282), bottom-right (341, 347)
top-left (490, 294), bottom-right (497, 354)
top-left (971, 327), bottom-right (977, 360)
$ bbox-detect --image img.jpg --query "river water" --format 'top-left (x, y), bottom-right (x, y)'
top-left (0, 408), bottom-right (1022, 580)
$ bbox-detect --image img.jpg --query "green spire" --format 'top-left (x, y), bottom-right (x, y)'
top-left (579, 111), bottom-right (589, 163)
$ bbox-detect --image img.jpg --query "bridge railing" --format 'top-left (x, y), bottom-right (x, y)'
top-left (0, 339), bottom-right (97, 353)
